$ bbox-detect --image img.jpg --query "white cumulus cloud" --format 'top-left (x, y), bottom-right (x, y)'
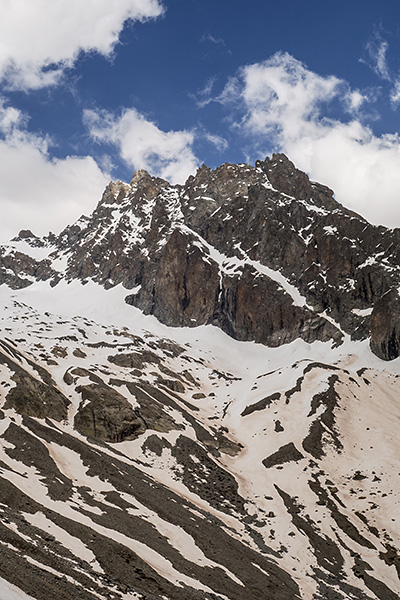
top-left (84, 107), bottom-right (199, 184)
top-left (220, 52), bottom-right (400, 227)
top-left (0, 100), bottom-right (109, 242)
top-left (0, 0), bottom-right (164, 90)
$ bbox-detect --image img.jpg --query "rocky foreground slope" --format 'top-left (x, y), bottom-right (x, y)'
top-left (0, 155), bottom-right (400, 599)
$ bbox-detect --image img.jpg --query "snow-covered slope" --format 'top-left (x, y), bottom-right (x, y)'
top-left (0, 279), bottom-right (400, 600)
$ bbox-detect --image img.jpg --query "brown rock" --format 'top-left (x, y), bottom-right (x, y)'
top-left (370, 289), bottom-right (400, 360)
top-left (74, 383), bottom-right (146, 442)
top-left (0, 350), bottom-right (69, 421)
top-left (129, 228), bottom-right (220, 327)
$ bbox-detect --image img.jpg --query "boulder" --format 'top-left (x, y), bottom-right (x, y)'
top-left (74, 383), bottom-right (146, 442)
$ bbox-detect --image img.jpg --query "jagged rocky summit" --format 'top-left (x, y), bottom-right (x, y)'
top-left (3, 153), bottom-right (400, 360)
top-left (0, 154), bottom-right (400, 600)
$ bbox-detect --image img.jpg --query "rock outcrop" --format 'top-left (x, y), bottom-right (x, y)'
top-left (0, 343), bottom-right (69, 421)
top-left (74, 383), bottom-right (146, 442)
top-left (370, 290), bottom-right (400, 360)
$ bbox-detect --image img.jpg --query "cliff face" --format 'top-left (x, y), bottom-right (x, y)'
top-left (2, 153), bottom-right (400, 358)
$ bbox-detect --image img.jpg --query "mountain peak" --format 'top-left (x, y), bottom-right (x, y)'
top-left (129, 168), bottom-right (151, 185)
top-left (1, 153), bottom-right (400, 358)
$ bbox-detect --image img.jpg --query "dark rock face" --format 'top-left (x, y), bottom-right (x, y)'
top-left (370, 290), bottom-right (400, 360)
top-left (4, 372), bottom-right (69, 421)
top-left (74, 383), bottom-right (146, 442)
top-left (257, 155), bottom-right (328, 202)
top-left (131, 228), bottom-right (220, 327)
top-left (263, 442), bottom-right (304, 468)
top-left (127, 230), bottom-right (342, 346)
top-left (0, 247), bottom-right (55, 289)
top-left (0, 345), bottom-right (69, 421)
top-left (2, 152), bottom-right (400, 358)
top-left (216, 264), bottom-right (341, 346)
top-left (241, 392), bottom-right (281, 416)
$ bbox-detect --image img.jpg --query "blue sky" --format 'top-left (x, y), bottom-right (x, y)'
top-left (1, 0), bottom-right (400, 240)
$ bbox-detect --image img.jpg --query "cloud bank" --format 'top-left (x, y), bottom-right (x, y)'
top-left (220, 52), bottom-right (400, 227)
top-left (0, 100), bottom-right (109, 242)
top-left (0, 0), bottom-right (164, 90)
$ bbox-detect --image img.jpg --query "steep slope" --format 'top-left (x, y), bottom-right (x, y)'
top-left (0, 284), bottom-right (400, 600)
top-left (0, 155), bottom-right (400, 600)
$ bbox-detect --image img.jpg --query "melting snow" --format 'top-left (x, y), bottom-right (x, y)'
top-left (0, 577), bottom-right (36, 600)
